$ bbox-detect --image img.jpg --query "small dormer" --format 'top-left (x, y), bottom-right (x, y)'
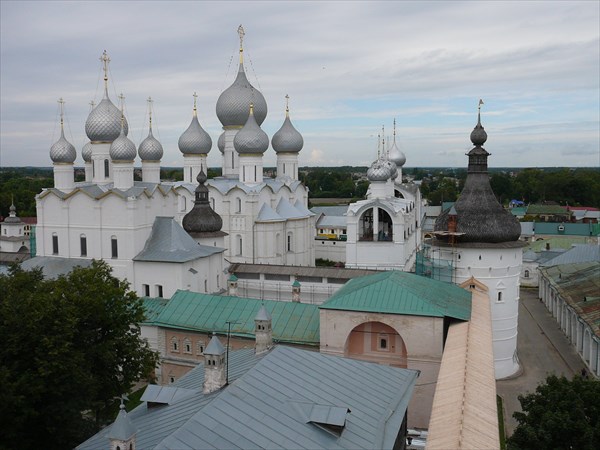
top-left (203, 333), bottom-right (226, 394)
top-left (108, 399), bottom-right (136, 450)
top-left (255, 304), bottom-right (273, 354)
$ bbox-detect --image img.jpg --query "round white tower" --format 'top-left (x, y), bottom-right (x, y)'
top-left (432, 102), bottom-right (525, 379)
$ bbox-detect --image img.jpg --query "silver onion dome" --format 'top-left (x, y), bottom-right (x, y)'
top-left (85, 97), bottom-right (129, 142)
top-left (110, 126), bottom-right (137, 161)
top-left (233, 105), bottom-right (269, 154)
top-left (388, 140), bottom-right (406, 167)
top-left (272, 114), bottom-right (303, 153)
top-left (216, 63), bottom-right (267, 127)
top-left (138, 129), bottom-right (163, 161)
top-left (367, 159), bottom-right (391, 182)
top-left (382, 158), bottom-right (398, 180)
top-left (178, 114), bottom-right (212, 155)
top-left (50, 129), bottom-right (77, 164)
top-left (82, 141), bottom-right (92, 162)
top-left (217, 131), bottom-right (225, 153)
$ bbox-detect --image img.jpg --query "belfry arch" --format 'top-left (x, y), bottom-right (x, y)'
top-left (358, 207), bottom-right (393, 242)
top-left (345, 321), bottom-right (407, 368)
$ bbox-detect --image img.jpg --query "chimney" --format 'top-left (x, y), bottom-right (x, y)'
top-left (227, 274), bottom-right (238, 296)
top-left (292, 280), bottom-right (301, 302)
top-left (203, 333), bottom-right (226, 394)
top-left (546, 242), bottom-right (550, 251)
top-left (255, 304), bottom-right (273, 355)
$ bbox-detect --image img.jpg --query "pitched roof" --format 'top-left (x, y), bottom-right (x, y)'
top-left (540, 262), bottom-right (600, 337)
top-left (321, 271), bottom-right (471, 320)
top-left (77, 349), bottom-right (263, 450)
top-left (540, 244), bottom-right (600, 267)
top-left (276, 197), bottom-right (307, 219)
top-left (256, 203), bottom-right (284, 222)
top-left (20, 256), bottom-right (93, 279)
top-left (149, 290), bottom-right (320, 345)
top-left (133, 217), bottom-right (224, 263)
top-left (155, 346), bottom-right (418, 450)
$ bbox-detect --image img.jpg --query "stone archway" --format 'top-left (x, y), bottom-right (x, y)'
top-left (344, 321), bottom-right (407, 368)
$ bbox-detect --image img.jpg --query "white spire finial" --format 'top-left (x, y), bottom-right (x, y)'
top-left (147, 96), bottom-right (153, 131)
top-left (477, 99), bottom-right (484, 125)
top-left (393, 118), bottom-right (397, 142)
top-left (377, 133), bottom-right (381, 158)
top-left (238, 24), bottom-right (245, 64)
top-left (58, 98), bottom-right (65, 133)
top-left (285, 94), bottom-right (290, 117)
top-left (100, 50), bottom-right (110, 96)
top-left (118, 93), bottom-right (125, 129)
top-left (192, 91), bottom-right (198, 116)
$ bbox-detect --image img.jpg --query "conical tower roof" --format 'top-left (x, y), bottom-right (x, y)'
top-left (182, 169), bottom-right (223, 234)
top-left (434, 103), bottom-right (521, 243)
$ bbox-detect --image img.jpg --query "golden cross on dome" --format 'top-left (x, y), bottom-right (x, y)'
top-left (478, 99), bottom-right (484, 112)
top-left (285, 94), bottom-right (290, 116)
top-left (238, 25), bottom-right (245, 64)
top-left (89, 100), bottom-right (95, 111)
top-left (193, 91), bottom-right (198, 115)
top-left (100, 50), bottom-right (110, 92)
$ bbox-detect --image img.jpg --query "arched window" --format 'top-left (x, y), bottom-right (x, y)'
top-left (171, 337), bottom-right (179, 352)
top-left (183, 338), bottom-right (192, 354)
top-left (197, 341), bottom-right (205, 355)
top-left (377, 209), bottom-right (393, 241)
top-left (52, 232), bottom-right (59, 255)
top-left (236, 198), bottom-right (242, 213)
top-left (111, 236), bottom-right (118, 259)
top-left (287, 232), bottom-right (293, 252)
top-left (358, 209), bottom-right (374, 241)
top-left (236, 235), bottom-right (243, 255)
top-left (80, 234), bottom-right (87, 257)
top-left (497, 292), bottom-right (503, 302)
top-left (104, 159), bottom-right (109, 178)
top-left (524, 270), bottom-right (530, 278)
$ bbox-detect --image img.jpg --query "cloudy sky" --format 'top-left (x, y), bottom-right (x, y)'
top-left (1, 1), bottom-right (598, 168)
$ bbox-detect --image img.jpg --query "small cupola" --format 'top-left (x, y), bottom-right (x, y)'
top-left (107, 398), bottom-right (137, 450)
top-left (254, 304), bottom-right (273, 354)
top-left (203, 332), bottom-right (227, 394)
top-left (292, 280), bottom-right (301, 303)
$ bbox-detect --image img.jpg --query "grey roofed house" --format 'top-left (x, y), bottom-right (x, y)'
top-left (540, 244), bottom-right (600, 267)
top-left (20, 256), bottom-right (93, 279)
top-left (133, 216), bottom-right (224, 263)
top-left (78, 346), bottom-right (418, 450)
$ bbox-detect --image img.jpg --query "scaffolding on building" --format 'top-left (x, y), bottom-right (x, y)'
top-left (415, 241), bottom-right (454, 284)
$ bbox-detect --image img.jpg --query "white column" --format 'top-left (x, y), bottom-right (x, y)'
top-left (222, 128), bottom-right (241, 177)
top-left (53, 163), bottom-right (75, 192)
top-left (276, 152), bottom-right (299, 181)
top-left (112, 162), bottom-right (134, 190)
top-left (142, 161), bottom-right (161, 183)
top-left (183, 154), bottom-right (207, 183)
top-left (239, 154), bottom-right (263, 185)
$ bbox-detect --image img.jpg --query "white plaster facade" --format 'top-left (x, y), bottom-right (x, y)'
top-left (432, 243), bottom-right (523, 379)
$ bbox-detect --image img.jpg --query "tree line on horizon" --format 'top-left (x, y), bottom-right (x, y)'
top-left (1, 166), bottom-right (599, 217)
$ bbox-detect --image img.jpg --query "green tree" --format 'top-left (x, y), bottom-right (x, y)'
top-left (0, 261), bottom-right (158, 450)
top-left (507, 374), bottom-right (600, 450)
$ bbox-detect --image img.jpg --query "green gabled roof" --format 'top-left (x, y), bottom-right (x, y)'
top-left (150, 290), bottom-right (319, 345)
top-left (320, 271), bottom-right (471, 321)
top-left (142, 297), bottom-right (170, 324)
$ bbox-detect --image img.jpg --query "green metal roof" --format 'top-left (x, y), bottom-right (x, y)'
top-left (320, 271), bottom-right (471, 321)
top-left (528, 236), bottom-right (589, 251)
top-left (142, 297), bottom-right (170, 324)
top-left (510, 207), bottom-right (527, 216)
top-left (148, 290), bottom-right (320, 345)
top-left (526, 204), bottom-right (570, 215)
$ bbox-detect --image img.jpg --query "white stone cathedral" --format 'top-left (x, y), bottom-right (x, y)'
top-left (34, 28), bottom-right (315, 299)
